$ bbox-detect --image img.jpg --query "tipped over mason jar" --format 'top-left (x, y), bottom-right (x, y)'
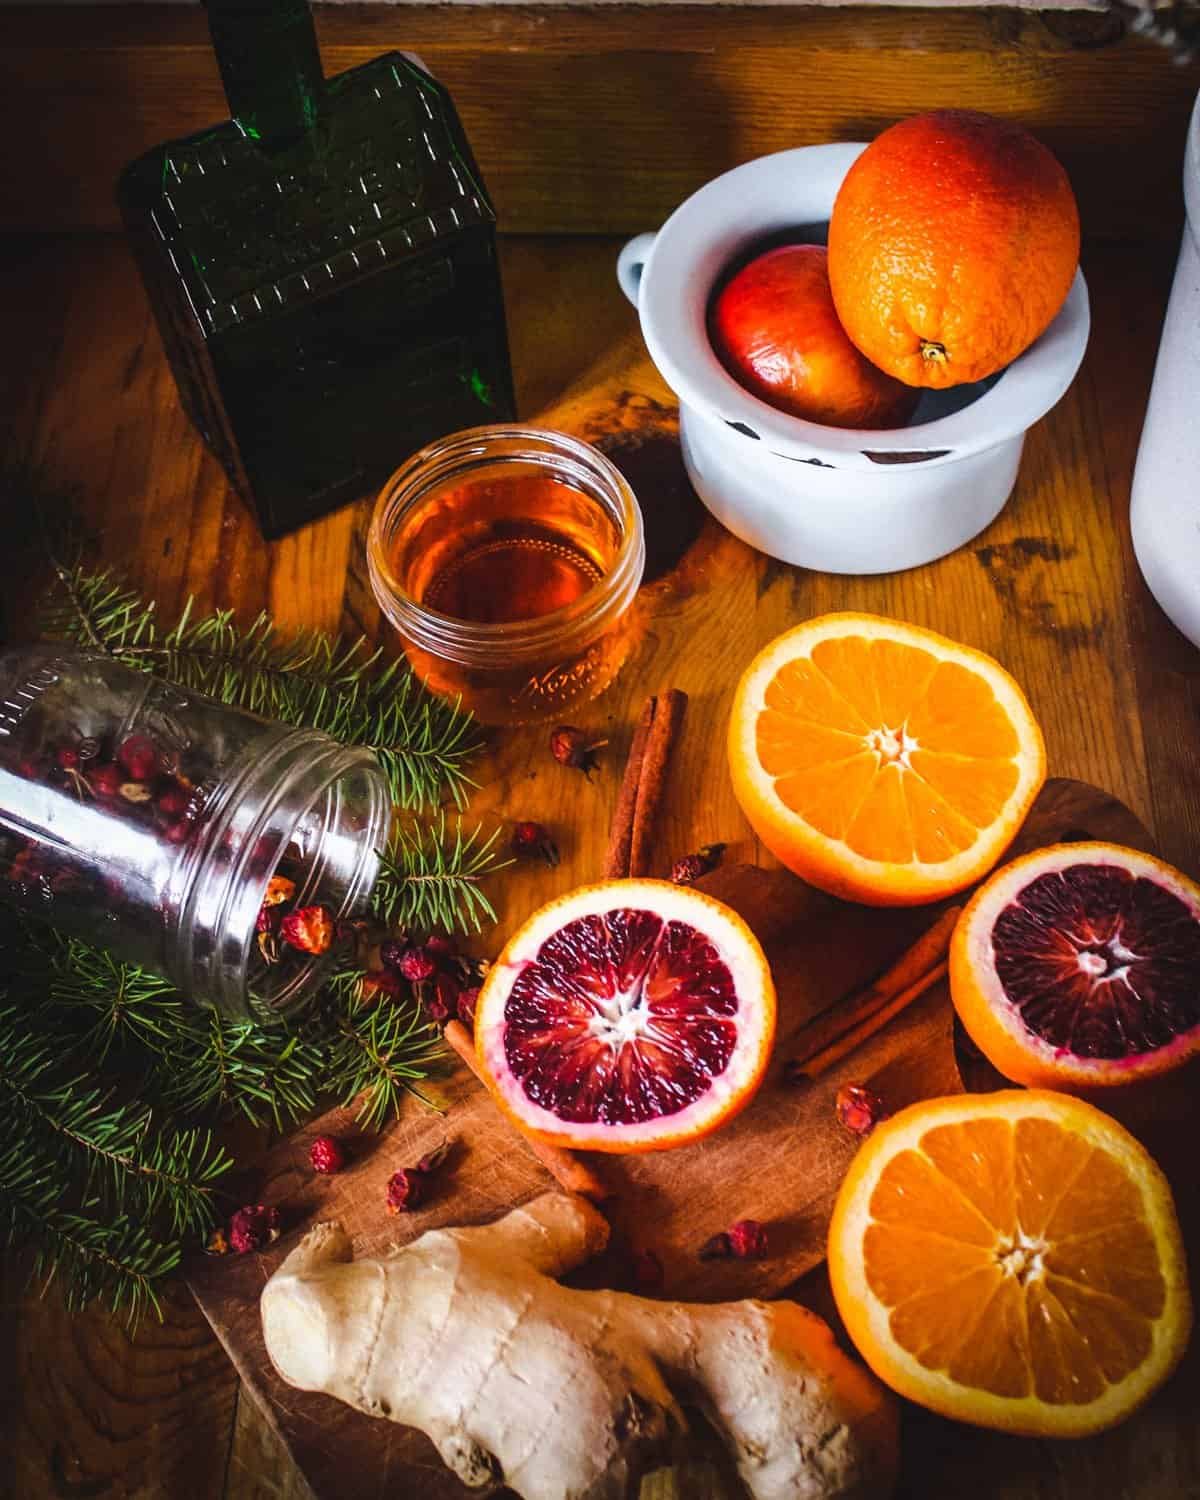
top-left (0, 648), bottom-right (390, 1020)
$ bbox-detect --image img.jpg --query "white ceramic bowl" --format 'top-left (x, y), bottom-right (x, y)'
top-left (617, 144), bottom-right (1090, 575)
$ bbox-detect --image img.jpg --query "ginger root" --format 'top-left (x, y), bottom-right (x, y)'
top-left (261, 1193), bottom-right (898, 1500)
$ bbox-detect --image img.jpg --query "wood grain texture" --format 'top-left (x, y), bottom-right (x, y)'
top-left (0, 230), bottom-right (1197, 1500)
top-left (0, 6), bottom-right (1195, 238)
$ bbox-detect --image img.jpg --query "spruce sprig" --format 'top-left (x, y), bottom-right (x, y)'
top-left (0, 1145), bottom-right (180, 1323)
top-left (0, 1009), bottom-right (230, 1237)
top-left (374, 818), bottom-right (510, 933)
top-left (321, 972), bottom-right (448, 1129)
top-left (40, 562), bottom-right (483, 810)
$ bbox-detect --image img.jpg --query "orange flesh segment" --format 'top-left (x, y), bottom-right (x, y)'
top-left (861, 1115), bottom-right (1164, 1403)
top-left (757, 634), bottom-right (1023, 862)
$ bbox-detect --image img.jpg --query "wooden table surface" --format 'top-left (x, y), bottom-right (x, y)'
top-left (3, 228), bottom-right (1200, 1500)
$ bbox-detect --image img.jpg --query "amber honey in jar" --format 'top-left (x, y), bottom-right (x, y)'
top-left (367, 427), bottom-right (645, 724)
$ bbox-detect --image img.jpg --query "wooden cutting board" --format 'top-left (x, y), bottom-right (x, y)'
top-left (187, 776), bottom-right (1153, 1500)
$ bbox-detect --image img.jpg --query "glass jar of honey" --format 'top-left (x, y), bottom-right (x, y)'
top-left (367, 426), bottom-right (645, 724)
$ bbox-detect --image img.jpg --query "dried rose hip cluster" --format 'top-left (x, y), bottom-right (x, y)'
top-left (254, 875), bottom-right (339, 967)
top-left (1, 728), bottom-right (212, 911)
top-left (360, 933), bottom-right (487, 1029)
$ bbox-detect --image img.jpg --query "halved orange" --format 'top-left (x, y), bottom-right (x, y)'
top-left (728, 613), bottom-right (1046, 905)
top-left (828, 1091), bottom-right (1192, 1436)
top-left (474, 879), bottom-right (775, 1152)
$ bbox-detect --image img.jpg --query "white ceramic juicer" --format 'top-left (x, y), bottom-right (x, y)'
top-left (1131, 88), bottom-right (1200, 649)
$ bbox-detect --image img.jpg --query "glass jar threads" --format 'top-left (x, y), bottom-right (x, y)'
top-left (0, 647), bottom-right (390, 1020)
top-left (367, 426), bottom-right (646, 725)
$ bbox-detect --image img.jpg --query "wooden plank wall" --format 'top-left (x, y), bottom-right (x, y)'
top-left (0, 4), bottom-right (1195, 240)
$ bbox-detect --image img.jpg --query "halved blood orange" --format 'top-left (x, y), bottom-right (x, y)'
top-left (473, 879), bottom-right (775, 1152)
top-left (829, 1091), bottom-right (1192, 1436)
top-left (728, 613), bottom-right (1046, 906)
top-left (951, 841), bottom-right (1200, 1092)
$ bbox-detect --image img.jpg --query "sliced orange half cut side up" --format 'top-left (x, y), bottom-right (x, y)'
top-left (828, 1090), bottom-right (1192, 1436)
top-left (729, 613), bottom-right (1046, 904)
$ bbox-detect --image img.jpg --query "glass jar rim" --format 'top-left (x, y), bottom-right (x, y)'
top-left (366, 424), bottom-right (645, 664)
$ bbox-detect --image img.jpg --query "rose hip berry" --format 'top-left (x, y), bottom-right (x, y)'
top-left (424, 973), bottom-right (460, 1023)
top-left (549, 724), bottom-right (607, 776)
top-left (263, 875), bottom-right (296, 907)
top-left (385, 1142), bottom-right (451, 1213)
top-left (835, 1083), bottom-right (887, 1136)
top-left (280, 904), bottom-right (335, 955)
top-left (457, 985), bottom-right (480, 1028)
top-left (358, 969), bottom-right (405, 1004)
top-left (671, 844), bottom-right (727, 886)
top-left (118, 734), bottom-right (160, 781)
top-left (156, 785), bottom-right (190, 818)
top-left (310, 1136), bottom-right (345, 1175)
top-left (379, 938), bottom-right (409, 973)
top-left (728, 1219), bottom-right (768, 1259)
top-left (424, 933), bottom-right (455, 964)
top-left (90, 764), bottom-right (122, 798)
top-left (229, 1204), bottom-right (281, 1254)
top-left (511, 821), bottom-right (559, 866)
top-left (698, 1219), bottom-right (769, 1261)
top-left (397, 946), bottom-right (437, 984)
top-left (386, 1167), bottom-right (427, 1213)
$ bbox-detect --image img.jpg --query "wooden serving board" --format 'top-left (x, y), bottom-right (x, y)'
top-left (187, 776), bottom-right (1152, 1500)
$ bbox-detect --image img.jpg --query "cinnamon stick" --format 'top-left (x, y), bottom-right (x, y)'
top-left (628, 688), bottom-right (688, 879)
top-left (443, 1020), bottom-right (607, 1201)
top-left (603, 695), bottom-right (656, 878)
top-left (791, 960), bottom-right (950, 1081)
top-left (788, 905), bottom-right (962, 1065)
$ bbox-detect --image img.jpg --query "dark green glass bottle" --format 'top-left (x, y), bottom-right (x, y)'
top-left (118, 0), bottom-right (515, 539)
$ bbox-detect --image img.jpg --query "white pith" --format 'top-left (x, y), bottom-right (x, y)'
top-left (731, 615), bottom-right (1044, 899)
top-left (864, 723), bottom-right (919, 770)
top-left (476, 880), bottom-right (774, 1147)
top-left (832, 1091), bottom-right (1191, 1435)
top-left (964, 842), bottom-right (1200, 1074)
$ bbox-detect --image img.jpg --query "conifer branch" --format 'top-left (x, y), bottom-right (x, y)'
top-left (0, 1011), bottom-right (229, 1237)
top-left (39, 561), bottom-right (484, 810)
top-left (320, 972), bottom-right (448, 1129)
top-left (0, 1145), bottom-right (179, 1323)
top-left (373, 818), bottom-right (510, 934)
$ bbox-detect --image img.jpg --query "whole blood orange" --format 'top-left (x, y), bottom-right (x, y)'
top-left (828, 110), bottom-right (1080, 388)
top-left (710, 244), bottom-right (918, 428)
top-left (951, 842), bottom-right (1200, 1092)
top-left (728, 613), bottom-right (1046, 905)
top-left (473, 879), bottom-right (775, 1152)
top-left (828, 1090), bottom-right (1192, 1436)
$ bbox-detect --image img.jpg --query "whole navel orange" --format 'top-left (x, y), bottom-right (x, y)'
top-left (828, 110), bottom-right (1080, 388)
top-left (710, 245), bottom-right (918, 428)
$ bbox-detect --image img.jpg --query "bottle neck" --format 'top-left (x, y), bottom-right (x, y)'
top-left (205, 0), bottom-right (325, 152)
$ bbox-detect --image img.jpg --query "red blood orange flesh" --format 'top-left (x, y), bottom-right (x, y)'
top-left (951, 842), bottom-right (1200, 1092)
top-left (474, 879), bottom-right (776, 1152)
